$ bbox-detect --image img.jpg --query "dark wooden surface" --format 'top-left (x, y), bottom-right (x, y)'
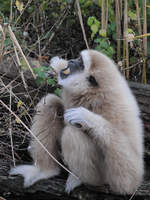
top-left (0, 159), bottom-right (150, 200)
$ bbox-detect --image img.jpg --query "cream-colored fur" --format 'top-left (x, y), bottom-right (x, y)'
top-left (10, 50), bottom-right (144, 195)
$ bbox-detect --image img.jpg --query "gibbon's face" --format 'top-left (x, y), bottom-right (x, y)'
top-left (58, 50), bottom-right (99, 93)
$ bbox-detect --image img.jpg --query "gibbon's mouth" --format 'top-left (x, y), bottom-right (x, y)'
top-left (60, 56), bottom-right (84, 79)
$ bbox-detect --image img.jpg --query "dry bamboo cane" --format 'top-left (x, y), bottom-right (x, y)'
top-left (134, 0), bottom-right (143, 61)
top-left (123, 0), bottom-right (129, 78)
top-left (142, 0), bottom-right (147, 84)
top-left (101, 0), bottom-right (105, 30)
top-left (115, 0), bottom-right (122, 64)
top-left (105, 0), bottom-right (108, 31)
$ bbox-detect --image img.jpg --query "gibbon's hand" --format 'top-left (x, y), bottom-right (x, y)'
top-left (64, 107), bottom-right (93, 130)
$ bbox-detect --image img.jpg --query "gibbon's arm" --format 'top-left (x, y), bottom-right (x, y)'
top-left (64, 107), bottom-right (112, 145)
top-left (64, 106), bottom-right (142, 153)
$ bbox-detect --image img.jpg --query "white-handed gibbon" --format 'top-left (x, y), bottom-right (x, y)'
top-left (10, 50), bottom-right (144, 195)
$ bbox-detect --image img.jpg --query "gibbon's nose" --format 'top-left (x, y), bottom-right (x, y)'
top-left (60, 57), bottom-right (84, 79)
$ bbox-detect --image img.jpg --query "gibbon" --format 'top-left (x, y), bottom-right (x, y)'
top-left (10, 49), bottom-right (144, 195)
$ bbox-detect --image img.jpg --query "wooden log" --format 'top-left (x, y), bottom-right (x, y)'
top-left (129, 82), bottom-right (150, 143)
top-left (0, 159), bottom-right (149, 200)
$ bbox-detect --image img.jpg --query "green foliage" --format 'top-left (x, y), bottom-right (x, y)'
top-left (33, 66), bottom-right (55, 86)
top-left (33, 66), bottom-right (61, 96)
top-left (87, 16), bottom-right (115, 58)
top-left (87, 16), bottom-right (100, 39)
top-left (94, 38), bottom-right (115, 58)
top-left (0, 0), bottom-right (10, 14)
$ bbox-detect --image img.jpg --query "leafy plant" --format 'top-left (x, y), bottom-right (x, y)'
top-left (94, 37), bottom-right (115, 58)
top-left (33, 66), bottom-right (54, 86)
top-left (87, 16), bottom-right (115, 58)
top-left (33, 66), bottom-right (61, 96)
top-left (87, 16), bottom-right (100, 39)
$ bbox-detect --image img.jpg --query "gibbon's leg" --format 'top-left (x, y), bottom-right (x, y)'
top-left (64, 107), bottom-right (144, 194)
top-left (10, 94), bottom-right (64, 187)
top-left (61, 125), bottom-right (105, 193)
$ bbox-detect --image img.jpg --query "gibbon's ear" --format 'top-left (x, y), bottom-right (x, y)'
top-left (87, 75), bottom-right (98, 87)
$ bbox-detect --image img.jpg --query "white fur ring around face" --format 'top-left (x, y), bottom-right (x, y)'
top-left (50, 56), bottom-right (68, 73)
top-left (64, 107), bottom-right (92, 129)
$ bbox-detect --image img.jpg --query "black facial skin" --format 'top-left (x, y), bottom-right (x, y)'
top-left (60, 56), bottom-right (84, 79)
top-left (87, 75), bottom-right (98, 87)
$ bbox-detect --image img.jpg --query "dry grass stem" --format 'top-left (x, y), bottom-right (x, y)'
top-left (76, 0), bottom-right (89, 49)
top-left (13, 44), bottom-right (28, 90)
top-left (0, 25), bottom-right (6, 63)
top-left (6, 24), bottom-right (36, 79)
top-left (9, 86), bottom-right (16, 167)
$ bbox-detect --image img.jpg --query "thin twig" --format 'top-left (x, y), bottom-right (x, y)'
top-left (128, 189), bottom-right (138, 200)
top-left (15, 0), bottom-right (33, 25)
top-left (41, 9), bottom-right (68, 53)
top-left (0, 99), bottom-right (79, 180)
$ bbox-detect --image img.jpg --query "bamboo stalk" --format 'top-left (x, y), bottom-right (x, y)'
top-left (134, 0), bottom-right (143, 55)
top-left (134, 33), bottom-right (150, 39)
top-left (123, 0), bottom-right (129, 78)
top-left (134, 0), bottom-right (142, 35)
top-left (10, 0), bottom-right (13, 22)
top-left (105, 0), bottom-right (108, 30)
top-left (142, 0), bottom-right (147, 84)
top-left (101, 0), bottom-right (105, 30)
top-left (115, 0), bottom-right (122, 63)
top-left (119, 0), bottom-right (122, 19)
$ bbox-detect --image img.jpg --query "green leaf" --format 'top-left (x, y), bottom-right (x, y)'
top-left (99, 40), bottom-right (108, 48)
top-left (87, 16), bottom-right (95, 26)
top-left (16, 0), bottom-right (24, 12)
top-left (94, 38), bottom-right (101, 43)
top-left (47, 78), bottom-right (55, 85)
top-left (108, 46), bottom-right (115, 55)
top-left (54, 88), bottom-right (61, 97)
top-left (4, 38), bottom-right (11, 47)
top-left (35, 77), bottom-right (44, 86)
top-left (128, 28), bottom-right (134, 34)
top-left (128, 11), bottom-right (136, 20)
top-left (41, 0), bottom-right (49, 11)
top-left (99, 29), bottom-right (107, 37)
top-left (91, 24), bottom-right (99, 34)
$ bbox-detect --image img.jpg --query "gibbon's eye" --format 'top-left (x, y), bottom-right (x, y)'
top-left (88, 75), bottom-right (98, 87)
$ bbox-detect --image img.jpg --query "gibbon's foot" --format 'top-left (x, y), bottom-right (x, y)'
top-left (64, 107), bottom-right (93, 131)
top-left (65, 175), bottom-right (82, 194)
top-left (9, 165), bottom-right (60, 187)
